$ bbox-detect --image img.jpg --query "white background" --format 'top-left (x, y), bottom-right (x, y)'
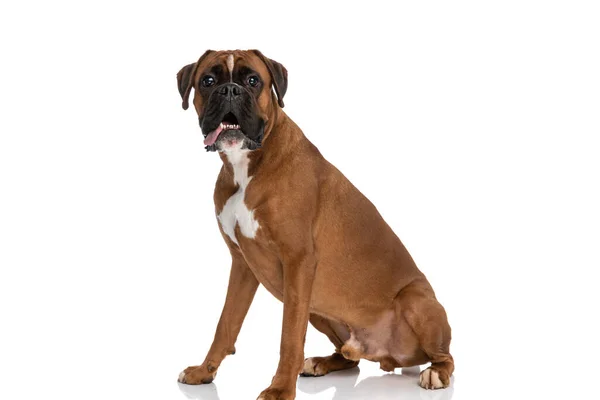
top-left (1, 1), bottom-right (599, 399)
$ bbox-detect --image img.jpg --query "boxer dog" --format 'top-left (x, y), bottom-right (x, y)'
top-left (176, 50), bottom-right (454, 399)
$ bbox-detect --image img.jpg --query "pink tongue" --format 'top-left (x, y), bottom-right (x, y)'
top-left (204, 124), bottom-right (224, 146)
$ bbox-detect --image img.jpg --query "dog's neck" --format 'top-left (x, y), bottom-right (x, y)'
top-left (218, 109), bottom-right (307, 184)
top-left (221, 146), bottom-right (252, 188)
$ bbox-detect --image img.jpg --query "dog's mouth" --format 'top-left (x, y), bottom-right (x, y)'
top-left (203, 112), bottom-right (241, 146)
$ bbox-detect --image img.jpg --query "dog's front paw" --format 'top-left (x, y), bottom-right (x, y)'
top-left (257, 385), bottom-right (295, 400)
top-left (177, 364), bottom-right (217, 385)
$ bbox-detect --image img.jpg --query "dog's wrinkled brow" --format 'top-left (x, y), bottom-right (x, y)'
top-left (204, 64), bottom-right (223, 78)
top-left (237, 66), bottom-right (256, 77)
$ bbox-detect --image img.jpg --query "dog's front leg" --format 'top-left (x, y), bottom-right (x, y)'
top-left (258, 252), bottom-right (316, 400)
top-left (178, 254), bottom-right (259, 384)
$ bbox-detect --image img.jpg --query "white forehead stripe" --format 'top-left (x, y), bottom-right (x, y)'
top-left (226, 54), bottom-right (234, 80)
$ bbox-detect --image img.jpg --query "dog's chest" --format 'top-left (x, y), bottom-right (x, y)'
top-left (217, 149), bottom-right (260, 245)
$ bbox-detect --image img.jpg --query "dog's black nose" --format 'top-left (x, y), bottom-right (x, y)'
top-left (217, 83), bottom-right (242, 100)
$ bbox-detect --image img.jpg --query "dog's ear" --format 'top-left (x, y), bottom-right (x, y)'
top-left (251, 50), bottom-right (288, 108)
top-left (177, 63), bottom-right (197, 110)
top-left (177, 50), bottom-right (214, 110)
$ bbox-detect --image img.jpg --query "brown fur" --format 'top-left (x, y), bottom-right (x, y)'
top-left (177, 50), bottom-right (454, 399)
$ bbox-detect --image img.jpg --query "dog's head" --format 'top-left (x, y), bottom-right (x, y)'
top-left (177, 50), bottom-right (287, 152)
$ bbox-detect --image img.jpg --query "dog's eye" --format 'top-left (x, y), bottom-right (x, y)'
top-left (201, 76), bottom-right (215, 87)
top-left (247, 76), bottom-right (259, 87)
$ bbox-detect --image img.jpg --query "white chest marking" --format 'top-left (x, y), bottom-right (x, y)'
top-left (217, 147), bottom-right (259, 245)
top-left (226, 54), bottom-right (234, 81)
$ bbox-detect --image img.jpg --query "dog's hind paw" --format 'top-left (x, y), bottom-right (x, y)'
top-left (419, 367), bottom-right (449, 390)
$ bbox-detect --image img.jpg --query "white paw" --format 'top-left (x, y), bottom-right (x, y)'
top-left (178, 371), bottom-right (186, 383)
top-left (419, 368), bottom-right (446, 390)
top-left (340, 335), bottom-right (363, 361)
top-left (301, 357), bottom-right (326, 376)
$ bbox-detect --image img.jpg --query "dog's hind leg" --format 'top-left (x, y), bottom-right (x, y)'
top-left (396, 279), bottom-right (454, 390)
top-left (300, 314), bottom-right (359, 377)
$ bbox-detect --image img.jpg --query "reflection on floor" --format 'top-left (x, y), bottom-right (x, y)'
top-left (178, 366), bottom-right (454, 400)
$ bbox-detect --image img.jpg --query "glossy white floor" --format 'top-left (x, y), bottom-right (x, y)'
top-left (178, 364), bottom-right (454, 400)
top-left (2, 280), bottom-right (591, 400)
top-left (179, 365), bottom-right (454, 400)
